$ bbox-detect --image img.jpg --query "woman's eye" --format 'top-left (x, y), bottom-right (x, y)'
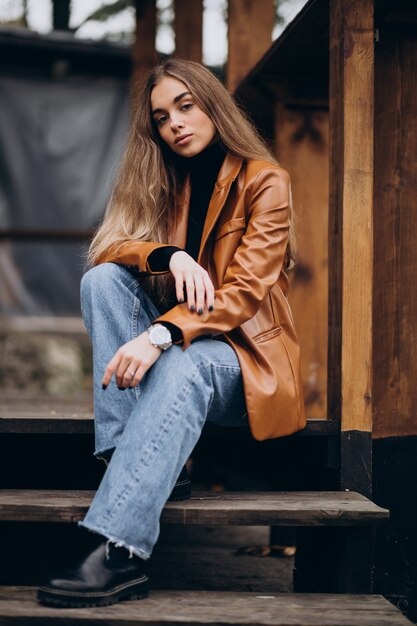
top-left (181, 103), bottom-right (193, 111)
top-left (157, 116), bottom-right (168, 125)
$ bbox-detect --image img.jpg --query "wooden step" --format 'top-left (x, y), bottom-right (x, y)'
top-left (0, 395), bottom-right (94, 434)
top-left (0, 396), bottom-right (338, 436)
top-left (0, 587), bottom-right (412, 625)
top-left (0, 490), bottom-right (389, 526)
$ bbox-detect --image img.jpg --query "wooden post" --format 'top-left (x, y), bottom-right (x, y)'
top-left (174, 0), bottom-right (203, 63)
top-left (227, 0), bottom-right (275, 92)
top-left (132, 0), bottom-right (158, 87)
top-left (328, 0), bottom-right (374, 496)
top-left (373, 19), bottom-right (417, 440)
top-left (371, 13), bottom-right (417, 607)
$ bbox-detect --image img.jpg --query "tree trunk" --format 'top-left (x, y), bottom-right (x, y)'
top-left (174, 0), bottom-right (203, 63)
top-left (132, 0), bottom-right (158, 90)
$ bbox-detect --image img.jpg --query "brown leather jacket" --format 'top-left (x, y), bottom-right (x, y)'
top-left (98, 153), bottom-right (306, 440)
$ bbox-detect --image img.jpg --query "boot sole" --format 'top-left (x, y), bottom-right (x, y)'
top-left (168, 478), bottom-right (191, 501)
top-left (37, 575), bottom-right (149, 608)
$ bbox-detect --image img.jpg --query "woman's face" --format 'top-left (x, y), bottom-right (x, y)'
top-left (151, 76), bottom-right (216, 158)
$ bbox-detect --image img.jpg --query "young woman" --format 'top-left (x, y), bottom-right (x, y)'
top-left (38, 59), bottom-right (306, 608)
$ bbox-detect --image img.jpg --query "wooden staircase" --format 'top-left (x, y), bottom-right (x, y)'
top-left (0, 588), bottom-right (411, 625)
top-left (0, 398), bottom-right (412, 625)
top-left (0, 489), bottom-right (389, 526)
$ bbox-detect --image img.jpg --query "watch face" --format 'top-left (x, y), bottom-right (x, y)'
top-left (149, 325), bottom-right (172, 349)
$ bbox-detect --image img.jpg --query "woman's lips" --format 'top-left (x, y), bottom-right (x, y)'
top-left (175, 134), bottom-right (192, 145)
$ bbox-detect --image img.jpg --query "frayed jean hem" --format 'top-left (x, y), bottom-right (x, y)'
top-left (78, 520), bottom-right (151, 561)
top-left (94, 448), bottom-right (113, 459)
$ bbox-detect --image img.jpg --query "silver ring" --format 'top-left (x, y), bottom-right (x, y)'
top-left (128, 370), bottom-right (135, 377)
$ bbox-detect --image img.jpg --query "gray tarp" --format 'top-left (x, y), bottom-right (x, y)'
top-left (0, 73), bottom-right (129, 314)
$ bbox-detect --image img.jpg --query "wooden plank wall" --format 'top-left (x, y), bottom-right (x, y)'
top-left (329, 0), bottom-right (375, 433)
top-left (373, 20), bottom-right (417, 438)
top-left (275, 104), bottom-right (329, 420)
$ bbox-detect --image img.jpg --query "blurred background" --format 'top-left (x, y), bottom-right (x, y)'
top-left (0, 0), bottom-right (333, 438)
top-left (0, 0), bottom-right (307, 318)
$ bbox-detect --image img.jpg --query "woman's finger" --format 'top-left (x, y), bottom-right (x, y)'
top-left (203, 274), bottom-right (215, 311)
top-left (121, 361), bottom-right (139, 388)
top-left (102, 351), bottom-right (122, 388)
top-left (174, 271), bottom-right (185, 304)
top-left (185, 274), bottom-right (196, 311)
top-left (115, 355), bottom-right (133, 388)
top-left (194, 274), bottom-right (205, 314)
top-left (131, 364), bottom-right (147, 388)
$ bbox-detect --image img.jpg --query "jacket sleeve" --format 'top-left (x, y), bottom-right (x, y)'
top-left (155, 167), bottom-right (291, 348)
top-left (96, 241), bottom-right (178, 276)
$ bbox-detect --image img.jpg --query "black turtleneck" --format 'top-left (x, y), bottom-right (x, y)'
top-left (184, 140), bottom-right (226, 260)
top-left (148, 141), bottom-right (225, 269)
top-left (147, 141), bottom-right (226, 343)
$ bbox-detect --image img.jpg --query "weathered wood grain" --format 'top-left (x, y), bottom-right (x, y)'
top-left (0, 490), bottom-right (389, 525)
top-left (325, 0), bottom-right (342, 427)
top-left (0, 396), bottom-right (94, 434)
top-left (373, 22), bottom-right (417, 438)
top-left (329, 0), bottom-right (375, 434)
top-left (276, 103), bottom-right (329, 421)
top-left (0, 587), bottom-right (412, 625)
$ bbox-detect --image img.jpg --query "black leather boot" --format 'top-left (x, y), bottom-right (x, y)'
top-left (38, 541), bottom-right (148, 608)
top-left (169, 464), bottom-right (192, 501)
top-left (100, 449), bottom-right (191, 501)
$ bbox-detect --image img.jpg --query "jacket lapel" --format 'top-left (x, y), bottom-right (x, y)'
top-left (171, 152), bottom-right (243, 258)
top-left (198, 153), bottom-right (243, 263)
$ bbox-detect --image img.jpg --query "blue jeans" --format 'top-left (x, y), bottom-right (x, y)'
top-left (78, 263), bottom-right (247, 559)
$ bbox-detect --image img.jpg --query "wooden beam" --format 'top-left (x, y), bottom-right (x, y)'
top-left (328, 0), bottom-right (374, 437)
top-left (227, 0), bottom-right (275, 92)
top-left (174, 0), bottom-right (203, 63)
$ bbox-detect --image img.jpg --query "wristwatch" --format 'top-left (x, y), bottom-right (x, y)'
top-left (147, 324), bottom-right (173, 351)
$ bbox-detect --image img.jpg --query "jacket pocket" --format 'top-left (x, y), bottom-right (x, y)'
top-left (215, 217), bottom-right (246, 241)
top-left (253, 326), bottom-right (282, 343)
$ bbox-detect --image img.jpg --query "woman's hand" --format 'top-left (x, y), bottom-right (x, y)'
top-left (102, 331), bottom-right (162, 390)
top-left (169, 251), bottom-right (215, 313)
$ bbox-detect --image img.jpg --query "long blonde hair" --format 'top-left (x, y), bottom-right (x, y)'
top-left (88, 59), bottom-right (297, 300)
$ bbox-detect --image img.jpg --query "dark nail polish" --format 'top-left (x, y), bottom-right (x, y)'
top-left (198, 308), bottom-right (203, 315)
top-left (208, 305), bottom-right (214, 312)
top-left (178, 298), bottom-right (184, 304)
top-left (118, 386), bottom-right (126, 391)
top-left (190, 305), bottom-right (195, 312)
top-left (102, 384), bottom-right (107, 390)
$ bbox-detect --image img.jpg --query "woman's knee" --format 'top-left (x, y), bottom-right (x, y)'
top-left (80, 263), bottom-right (130, 300)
